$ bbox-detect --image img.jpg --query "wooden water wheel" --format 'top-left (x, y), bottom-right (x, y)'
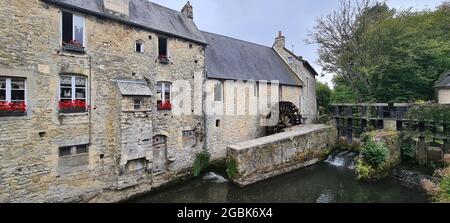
top-left (267, 101), bottom-right (304, 134)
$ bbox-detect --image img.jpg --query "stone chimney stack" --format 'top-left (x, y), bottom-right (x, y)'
top-left (274, 31), bottom-right (286, 49)
top-left (181, 1), bottom-right (194, 19)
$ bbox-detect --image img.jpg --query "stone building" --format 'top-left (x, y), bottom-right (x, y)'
top-left (0, 0), bottom-right (318, 202)
top-left (202, 31), bottom-right (306, 159)
top-left (435, 71), bottom-right (450, 104)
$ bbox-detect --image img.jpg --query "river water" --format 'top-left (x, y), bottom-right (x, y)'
top-left (128, 159), bottom-right (429, 203)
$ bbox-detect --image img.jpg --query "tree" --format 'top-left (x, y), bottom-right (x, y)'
top-left (309, 0), bottom-right (450, 103)
top-left (316, 81), bottom-right (332, 110)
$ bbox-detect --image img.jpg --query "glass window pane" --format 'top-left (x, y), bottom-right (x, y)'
top-left (11, 79), bottom-right (25, 89)
top-left (75, 88), bottom-right (86, 99)
top-left (76, 145), bottom-right (88, 154)
top-left (0, 90), bottom-right (5, 101)
top-left (74, 15), bottom-right (84, 45)
top-left (164, 92), bottom-right (170, 101)
top-left (0, 78), bottom-right (5, 89)
top-left (11, 90), bottom-right (25, 101)
top-left (75, 76), bottom-right (86, 87)
top-left (156, 83), bottom-right (162, 93)
top-left (61, 88), bottom-right (72, 99)
top-left (60, 76), bottom-right (72, 86)
top-left (164, 83), bottom-right (171, 93)
top-left (59, 146), bottom-right (72, 157)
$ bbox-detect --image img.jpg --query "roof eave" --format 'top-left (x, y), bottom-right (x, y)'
top-left (42, 0), bottom-right (208, 45)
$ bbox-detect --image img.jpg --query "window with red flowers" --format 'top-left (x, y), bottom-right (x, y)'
top-left (156, 82), bottom-right (171, 111)
top-left (59, 75), bottom-right (87, 113)
top-left (0, 77), bottom-right (27, 117)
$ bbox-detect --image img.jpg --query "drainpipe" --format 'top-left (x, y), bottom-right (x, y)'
top-left (89, 55), bottom-right (92, 145)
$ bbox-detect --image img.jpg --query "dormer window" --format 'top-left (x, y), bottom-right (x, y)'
top-left (135, 40), bottom-right (144, 53)
top-left (61, 11), bottom-right (85, 53)
top-left (288, 57), bottom-right (294, 64)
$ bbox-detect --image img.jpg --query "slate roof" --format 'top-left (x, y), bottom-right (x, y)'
top-left (435, 71), bottom-right (450, 88)
top-left (117, 80), bottom-right (152, 96)
top-left (43, 0), bottom-right (207, 44)
top-left (201, 31), bottom-right (303, 86)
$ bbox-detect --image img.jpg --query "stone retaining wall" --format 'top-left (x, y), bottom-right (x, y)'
top-left (227, 124), bottom-right (337, 186)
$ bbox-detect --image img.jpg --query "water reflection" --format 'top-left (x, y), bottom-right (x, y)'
top-left (129, 163), bottom-right (429, 203)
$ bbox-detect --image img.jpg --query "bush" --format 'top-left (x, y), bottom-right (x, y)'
top-left (401, 139), bottom-right (416, 160)
top-left (360, 139), bottom-right (389, 168)
top-left (192, 150), bottom-right (211, 176)
top-left (355, 159), bottom-right (374, 181)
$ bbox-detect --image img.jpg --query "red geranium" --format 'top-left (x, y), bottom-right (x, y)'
top-left (0, 101), bottom-right (26, 112)
top-left (59, 100), bottom-right (86, 111)
top-left (158, 101), bottom-right (172, 110)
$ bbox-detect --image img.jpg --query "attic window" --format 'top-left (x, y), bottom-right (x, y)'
top-left (135, 41), bottom-right (144, 53)
top-left (288, 57), bottom-right (294, 64)
top-left (61, 11), bottom-right (85, 51)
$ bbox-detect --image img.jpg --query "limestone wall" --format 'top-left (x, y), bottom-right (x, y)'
top-left (273, 47), bottom-right (317, 123)
top-left (0, 0), bottom-right (204, 202)
top-left (438, 89), bottom-right (450, 104)
top-left (227, 124), bottom-right (337, 186)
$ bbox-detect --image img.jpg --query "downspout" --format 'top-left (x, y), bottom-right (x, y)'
top-left (89, 55), bottom-right (92, 145)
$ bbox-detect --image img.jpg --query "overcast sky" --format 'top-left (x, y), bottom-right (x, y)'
top-left (151, 0), bottom-right (445, 87)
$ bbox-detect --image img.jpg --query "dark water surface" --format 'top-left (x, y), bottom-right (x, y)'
top-left (128, 163), bottom-right (429, 203)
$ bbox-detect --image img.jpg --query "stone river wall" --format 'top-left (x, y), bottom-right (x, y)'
top-left (227, 124), bottom-right (337, 186)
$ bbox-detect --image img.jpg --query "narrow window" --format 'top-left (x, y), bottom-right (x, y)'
top-left (214, 81), bottom-right (223, 102)
top-left (216, 119), bottom-right (220, 127)
top-left (0, 77), bottom-right (27, 116)
top-left (133, 98), bottom-right (142, 110)
top-left (158, 37), bottom-right (168, 57)
top-left (59, 146), bottom-right (73, 157)
top-left (135, 40), bottom-right (144, 53)
top-left (156, 82), bottom-right (171, 110)
top-left (61, 11), bottom-right (85, 48)
top-left (158, 37), bottom-right (169, 63)
top-left (59, 75), bottom-right (87, 113)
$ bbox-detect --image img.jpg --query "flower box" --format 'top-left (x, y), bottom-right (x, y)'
top-left (157, 101), bottom-right (172, 111)
top-left (59, 100), bottom-right (87, 114)
top-left (158, 55), bottom-right (170, 64)
top-left (62, 40), bottom-right (85, 53)
top-left (0, 102), bottom-right (27, 117)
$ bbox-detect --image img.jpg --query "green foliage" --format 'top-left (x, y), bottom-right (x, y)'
top-left (361, 139), bottom-right (389, 168)
top-left (401, 138), bottom-right (416, 160)
top-left (192, 151), bottom-right (211, 177)
top-left (355, 159), bottom-right (373, 181)
top-left (406, 105), bottom-right (450, 124)
top-left (226, 157), bottom-right (238, 180)
top-left (438, 176), bottom-right (450, 202)
top-left (331, 76), bottom-right (358, 103)
top-left (316, 81), bottom-right (333, 109)
top-left (312, 1), bottom-right (450, 102)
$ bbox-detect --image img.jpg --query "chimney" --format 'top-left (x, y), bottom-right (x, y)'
top-left (181, 1), bottom-right (193, 19)
top-left (274, 31), bottom-right (285, 49)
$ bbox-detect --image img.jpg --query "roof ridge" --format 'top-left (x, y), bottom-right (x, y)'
top-left (201, 30), bottom-right (273, 49)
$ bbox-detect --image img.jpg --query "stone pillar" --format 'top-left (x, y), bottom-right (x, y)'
top-left (383, 119), bottom-right (397, 131)
top-left (417, 122), bottom-right (427, 165)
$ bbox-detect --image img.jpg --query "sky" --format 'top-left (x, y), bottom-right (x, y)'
top-left (151, 0), bottom-right (445, 87)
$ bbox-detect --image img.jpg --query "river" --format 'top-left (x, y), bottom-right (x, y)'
top-left (127, 160), bottom-right (429, 203)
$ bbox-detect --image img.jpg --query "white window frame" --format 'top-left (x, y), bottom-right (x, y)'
top-left (60, 11), bottom-right (86, 47)
top-left (157, 82), bottom-right (171, 102)
top-left (59, 75), bottom-right (88, 105)
top-left (0, 77), bottom-right (27, 103)
top-left (133, 98), bottom-right (142, 110)
top-left (135, 41), bottom-right (144, 53)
